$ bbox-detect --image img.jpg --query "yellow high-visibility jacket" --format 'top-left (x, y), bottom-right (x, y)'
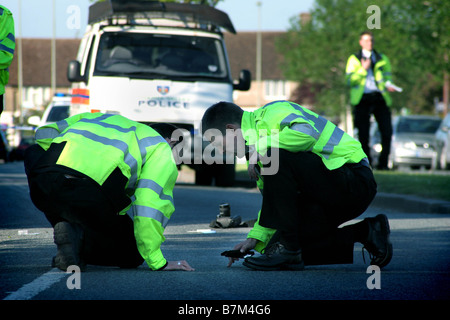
top-left (35, 112), bottom-right (178, 270)
top-left (0, 5), bottom-right (15, 95)
top-left (241, 101), bottom-right (368, 252)
top-left (345, 49), bottom-right (392, 107)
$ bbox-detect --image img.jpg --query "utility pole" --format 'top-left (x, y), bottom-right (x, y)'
top-left (443, 52), bottom-right (448, 117)
top-left (51, 0), bottom-right (56, 98)
top-left (17, 0), bottom-right (23, 124)
top-left (256, 1), bottom-right (262, 108)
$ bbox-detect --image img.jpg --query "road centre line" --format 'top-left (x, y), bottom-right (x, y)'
top-left (3, 268), bottom-right (67, 300)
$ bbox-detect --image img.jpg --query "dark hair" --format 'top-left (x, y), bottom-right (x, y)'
top-left (360, 31), bottom-right (374, 38)
top-left (201, 101), bottom-right (244, 135)
top-left (149, 123), bottom-right (179, 140)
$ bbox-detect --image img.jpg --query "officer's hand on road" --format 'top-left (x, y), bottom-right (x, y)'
top-left (164, 260), bottom-right (195, 271)
top-left (227, 238), bottom-right (258, 267)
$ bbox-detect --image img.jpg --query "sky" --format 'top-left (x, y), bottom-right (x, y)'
top-left (1, 0), bottom-right (315, 38)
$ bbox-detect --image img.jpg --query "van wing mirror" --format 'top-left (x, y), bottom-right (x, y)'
top-left (233, 69), bottom-right (251, 91)
top-left (67, 60), bottom-right (86, 83)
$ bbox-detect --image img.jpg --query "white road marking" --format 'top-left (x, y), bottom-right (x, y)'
top-left (3, 268), bottom-right (67, 300)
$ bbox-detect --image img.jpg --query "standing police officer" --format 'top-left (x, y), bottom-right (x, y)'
top-left (346, 31), bottom-right (397, 170)
top-left (202, 101), bottom-right (392, 271)
top-left (25, 112), bottom-right (194, 272)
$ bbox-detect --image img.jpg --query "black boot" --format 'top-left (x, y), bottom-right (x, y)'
top-left (362, 214), bottom-right (393, 268)
top-left (243, 242), bottom-right (304, 271)
top-left (52, 222), bottom-right (85, 271)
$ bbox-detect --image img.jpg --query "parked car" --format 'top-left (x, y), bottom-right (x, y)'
top-left (436, 113), bottom-right (450, 170)
top-left (28, 93), bottom-right (71, 127)
top-left (370, 115), bottom-right (442, 170)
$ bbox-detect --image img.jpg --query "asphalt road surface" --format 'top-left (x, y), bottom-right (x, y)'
top-left (1, 161), bottom-right (449, 306)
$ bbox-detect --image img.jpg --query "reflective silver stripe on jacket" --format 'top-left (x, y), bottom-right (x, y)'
top-left (78, 114), bottom-right (137, 133)
top-left (35, 127), bottom-right (60, 140)
top-left (321, 126), bottom-right (345, 159)
top-left (278, 102), bottom-right (345, 158)
top-left (290, 123), bottom-right (320, 140)
top-left (136, 179), bottom-right (174, 206)
top-left (138, 136), bottom-right (167, 166)
top-left (133, 205), bottom-right (170, 228)
top-left (35, 118), bottom-right (70, 140)
top-left (78, 114), bottom-right (167, 166)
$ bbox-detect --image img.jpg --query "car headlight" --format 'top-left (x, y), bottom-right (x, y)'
top-left (373, 143), bottom-right (382, 153)
top-left (403, 141), bottom-right (417, 150)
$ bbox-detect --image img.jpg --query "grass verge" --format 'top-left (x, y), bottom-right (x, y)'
top-left (373, 171), bottom-right (450, 202)
top-left (236, 164), bottom-right (450, 201)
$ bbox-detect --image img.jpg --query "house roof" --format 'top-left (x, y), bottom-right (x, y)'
top-left (8, 38), bottom-right (79, 87)
top-left (224, 31), bottom-right (286, 80)
top-left (7, 31), bottom-right (287, 87)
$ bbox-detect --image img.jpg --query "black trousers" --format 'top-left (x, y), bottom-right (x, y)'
top-left (24, 143), bottom-right (144, 268)
top-left (260, 149), bottom-right (377, 265)
top-left (353, 92), bottom-right (392, 169)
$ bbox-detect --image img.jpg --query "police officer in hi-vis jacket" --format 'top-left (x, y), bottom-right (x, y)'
top-left (346, 31), bottom-right (397, 170)
top-left (202, 100), bottom-right (392, 271)
top-left (25, 112), bottom-right (194, 272)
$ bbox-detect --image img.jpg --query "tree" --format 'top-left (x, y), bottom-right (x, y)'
top-left (277, 0), bottom-right (449, 116)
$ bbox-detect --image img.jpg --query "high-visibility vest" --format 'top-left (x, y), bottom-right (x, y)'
top-left (35, 112), bottom-right (178, 270)
top-left (0, 5), bottom-right (15, 95)
top-left (345, 49), bottom-right (392, 107)
top-left (241, 100), bottom-right (368, 252)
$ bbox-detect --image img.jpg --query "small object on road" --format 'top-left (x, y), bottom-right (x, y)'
top-left (221, 249), bottom-right (254, 259)
top-left (210, 203), bottom-right (242, 228)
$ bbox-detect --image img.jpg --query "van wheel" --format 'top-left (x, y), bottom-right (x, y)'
top-left (195, 164), bottom-right (213, 186)
top-left (215, 163), bottom-right (235, 187)
top-left (194, 163), bottom-right (235, 186)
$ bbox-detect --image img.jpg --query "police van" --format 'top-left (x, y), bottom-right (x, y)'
top-left (67, 0), bottom-right (250, 186)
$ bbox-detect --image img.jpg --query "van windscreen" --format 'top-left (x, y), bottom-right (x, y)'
top-left (94, 32), bottom-right (229, 82)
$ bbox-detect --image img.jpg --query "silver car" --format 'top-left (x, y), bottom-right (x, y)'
top-left (436, 113), bottom-right (450, 170)
top-left (390, 115), bottom-right (442, 169)
top-left (370, 115), bottom-right (442, 169)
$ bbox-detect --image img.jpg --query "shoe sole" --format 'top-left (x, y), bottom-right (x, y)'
top-left (243, 260), bottom-right (305, 271)
top-left (53, 222), bottom-right (82, 271)
top-left (373, 214), bottom-right (393, 268)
